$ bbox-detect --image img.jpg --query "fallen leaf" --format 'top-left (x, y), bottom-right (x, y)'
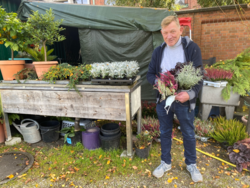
top-left (235, 178), bottom-right (239, 181)
top-left (174, 185), bottom-right (177, 188)
top-left (99, 155), bottom-right (102, 159)
top-left (105, 176), bottom-right (109, 179)
top-left (70, 151), bottom-right (74, 154)
top-left (25, 178), bottom-right (31, 184)
top-left (132, 166), bottom-right (138, 170)
top-left (190, 182), bottom-right (194, 185)
top-left (167, 178), bottom-right (172, 183)
top-left (7, 174), bottom-right (14, 179)
top-left (107, 160), bottom-right (110, 165)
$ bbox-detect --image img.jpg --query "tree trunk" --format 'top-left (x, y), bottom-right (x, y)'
top-left (11, 49), bottom-right (14, 60)
top-left (43, 42), bottom-right (47, 62)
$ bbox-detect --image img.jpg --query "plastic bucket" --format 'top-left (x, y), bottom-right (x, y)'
top-left (99, 131), bottom-right (121, 151)
top-left (101, 123), bottom-right (120, 136)
top-left (82, 127), bottom-right (100, 150)
top-left (40, 120), bottom-right (60, 143)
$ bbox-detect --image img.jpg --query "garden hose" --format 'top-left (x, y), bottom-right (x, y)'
top-left (173, 137), bottom-right (249, 172)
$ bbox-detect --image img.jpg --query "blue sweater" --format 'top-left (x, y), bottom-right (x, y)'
top-left (147, 36), bottom-right (203, 110)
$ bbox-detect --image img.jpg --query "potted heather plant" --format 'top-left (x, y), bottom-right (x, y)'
top-left (26, 8), bottom-right (66, 79)
top-left (203, 67), bottom-right (233, 87)
top-left (134, 131), bottom-right (152, 159)
top-left (194, 117), bottom-right (214, 142)
top-left (0, 7), bottom-right (32, 80)
top-left (154, 71), bottom-right (178, 101)
top-left (141, 117), bottom-right (160, 141)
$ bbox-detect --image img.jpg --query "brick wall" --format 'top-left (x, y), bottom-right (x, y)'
top-left (89, 0), bottom-right (105, 5)
top-left (177, 5), bottom-right (250, 61)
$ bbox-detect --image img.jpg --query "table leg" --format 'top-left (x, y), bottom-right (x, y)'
top-left (137, 107), bottom-right (142, 134)
top-left (225, 106), bottom-right (235, 120)
top-left (201, 104), bottom-right (212, 120)
top-left (125, 93), bottom-right (133, 157)
top-left (3, 113), bottom-right (12, 141)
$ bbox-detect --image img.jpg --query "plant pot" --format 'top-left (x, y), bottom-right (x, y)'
top-left (33, 61), bottom-right (58, 79)
top-left (242, 115), bottom-right (248, 126)
top-left (135, 146), bottom-right (150, 159)
top-left (0, 123), bottom-right (5, 143)
top-left (66, 131), bottom-right (82, 146)
top-left (0, 60), bottom-right (25, 80)
top-left (199, 86), bottom-right (240, 106)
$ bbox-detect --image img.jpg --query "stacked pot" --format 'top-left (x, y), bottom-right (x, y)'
top-left (99, 123), bottom-right (121, 150)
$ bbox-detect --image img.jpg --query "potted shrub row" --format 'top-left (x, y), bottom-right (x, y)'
top-left (0, 7), bottom-right (65, 80)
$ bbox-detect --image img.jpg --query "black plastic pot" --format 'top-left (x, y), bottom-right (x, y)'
top-left (99, 131), bottom-right (121, 150)
top-left (101, 123), bottom-right (120, 136)
top-left (135, 146), bottom-right (150, 159)
top-left (66, 131), bottom-right (82, 146)
top-left (40, 120), bottom-right (60, 143)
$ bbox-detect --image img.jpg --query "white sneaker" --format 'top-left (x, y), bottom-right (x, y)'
top-left (152, 160), bottom-right (171, 178)
top-left (186, 164), bottom-right (203, 182)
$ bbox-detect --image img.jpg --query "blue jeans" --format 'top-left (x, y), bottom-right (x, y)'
top-left (156, 100), bottom-right (196, 165)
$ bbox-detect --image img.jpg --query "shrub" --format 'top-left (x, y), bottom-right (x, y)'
top-left (204, 68), bottom-right (233, 82)
top-left (134, 131), bottom-right (152, 149)
top-left (141, 117), bottom-right (160, 139)
top-left (141, 101), bottom-right (157, 118)
top-left (194, 117), bottom-right (214, 137)
top-left (211, 116), bottom-right (248, 146)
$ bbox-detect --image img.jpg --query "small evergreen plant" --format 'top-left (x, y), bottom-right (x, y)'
top-left (211, 116), bottom-right (249, 146)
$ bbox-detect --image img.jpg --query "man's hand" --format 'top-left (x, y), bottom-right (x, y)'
top-left (175, 92), bottom-right (190, 103)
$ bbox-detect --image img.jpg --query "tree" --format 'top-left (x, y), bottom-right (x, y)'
top-left (197, 0), bottom-right (250, 7)
top-left (106, 0), bottom-right (181, 10)
top-left (26, 9), bottom-right (66, 62)
top-left (0, 7), bottom-right (31, 60)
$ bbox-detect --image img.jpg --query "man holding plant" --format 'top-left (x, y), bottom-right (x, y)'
top-left (147, 16), bottom-right (203, 182)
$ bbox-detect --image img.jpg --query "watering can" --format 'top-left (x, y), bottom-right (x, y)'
top-left (13, 119), bottom-right (41, 143)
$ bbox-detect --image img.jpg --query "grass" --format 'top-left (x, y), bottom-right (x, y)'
top-left (1, 130), bottom-right (250, 187)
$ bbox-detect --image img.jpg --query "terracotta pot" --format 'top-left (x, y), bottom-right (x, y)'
top-left (33, 61), bottom-right (58, 79)
top-left (242, 115), bottom-right (248, 126)
top-left (0, 60), bottom-right (25, 80)
top-left (0, 123), bottom-right (5, 143)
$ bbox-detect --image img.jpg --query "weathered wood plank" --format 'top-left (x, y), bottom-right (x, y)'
top-left (0, 90), bottom-right (126, 121)
top-left (131, 86), bottom-right (141, 117)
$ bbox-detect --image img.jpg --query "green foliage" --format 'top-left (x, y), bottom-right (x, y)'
top-left (42, 63), bottom-right (91, 95)
top-left (59, 126), bottom-right (85, 143)
top-left (176, 62), bottom-right (203, 90)
top-left (14, 68), bottom-right (38, 83)
top-left (211, 116), bottom-right (249, 146)
top-left (197, 0), bottom-right (249, 7)
top-left (134, 132), bottom-right (152, 149)
top-left (26, 8), bottom-right (66, 61)
top-left (0, 7), bottom-right (32, 59)
top-left (212, 48), bottom-right (250, 100)
top-left (23, 46), bottom-right (57, 61)
top-left (0, 95), bottom-right (20, 125)
top-left (50, 116), bottom-right (74, 122)
top-left (106, 0), bottom-right (180, 10)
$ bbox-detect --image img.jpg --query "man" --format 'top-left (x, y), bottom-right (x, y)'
top-left (147, 16), bottom-right (203, 182)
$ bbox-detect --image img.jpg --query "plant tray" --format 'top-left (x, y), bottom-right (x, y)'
top-left (91, 76), bottom-right (137, 85)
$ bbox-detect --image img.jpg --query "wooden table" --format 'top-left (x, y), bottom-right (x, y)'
top-left (242, 96), bottom-right (250, 134)
top-left (0, 79), bottom-right (142, 157)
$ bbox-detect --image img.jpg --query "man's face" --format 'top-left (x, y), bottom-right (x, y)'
top-left (161, 21), bottom-right (183, 47)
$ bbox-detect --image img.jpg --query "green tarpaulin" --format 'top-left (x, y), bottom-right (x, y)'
top-left (17, 0), bottom-right (175, 101)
